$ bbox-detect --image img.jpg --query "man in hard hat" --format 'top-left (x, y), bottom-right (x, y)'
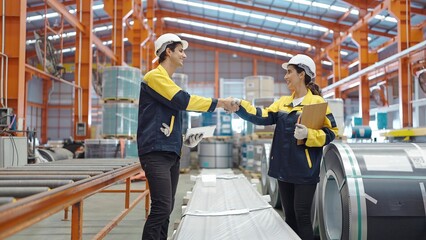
top-left (137, 33), bottom-right (238, 240)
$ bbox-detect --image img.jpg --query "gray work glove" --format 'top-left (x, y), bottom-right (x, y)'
top-left (294, 123), bottom-right (308, 140)
top-left (160, 123), bottom-right (171, 137)
top-left (183, 133), bottom-right (204, 148)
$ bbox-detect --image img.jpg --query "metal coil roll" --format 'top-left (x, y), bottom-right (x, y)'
top-left (318, 143), bottom-right (426, 240)
top-left (261, 142), bottom-right (281, 209)
top-left (198, 140), bottom-right (232, 168)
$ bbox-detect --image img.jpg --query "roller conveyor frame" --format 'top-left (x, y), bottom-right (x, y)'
top-left (0, 161), bottom-right (150, 239)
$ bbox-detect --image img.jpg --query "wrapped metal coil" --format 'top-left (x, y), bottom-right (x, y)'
top-left (318, 143), bottom-right (426, 240)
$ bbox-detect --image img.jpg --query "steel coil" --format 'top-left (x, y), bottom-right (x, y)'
top-left (318, 143), bottom-right (426, 240)
top-left (198, 140), bottom-right (232, 168)
top-left (262, 142), bottom-right (281, 209)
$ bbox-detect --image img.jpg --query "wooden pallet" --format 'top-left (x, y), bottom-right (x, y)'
top-left (101, 134), bottom-right (137, 140)
top-left (179, 167), bottom-right (191, 174)
top-left (252, 132), bottom-right (274, 139)
top-left (239, 166), bottom-right (261, 179)
top-left (204, 136), bottom-right (232, 142)
top-left (101, 98), bottom-right (139, 104)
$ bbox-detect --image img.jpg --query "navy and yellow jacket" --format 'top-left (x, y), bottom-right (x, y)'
top-left (236, 90), bottom-right (338, 184)
top-left (137, 65), bottom-right (217, 157)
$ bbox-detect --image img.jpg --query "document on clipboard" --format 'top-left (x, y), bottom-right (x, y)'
top-left (185, 125), bottom-right (216, 141)
top-left (297, 102), bottom-right (328, 145)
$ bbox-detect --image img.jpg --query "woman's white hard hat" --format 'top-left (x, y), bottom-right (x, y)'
top-left (154, 33), bottom-right (189, 57)
top-left (282, 54), bottom-right (316, 78)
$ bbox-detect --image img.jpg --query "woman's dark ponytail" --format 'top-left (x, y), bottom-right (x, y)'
top-left (307, 81), bottom-right (321, 96)
top-left (293, 64), bottom-right (322, 96)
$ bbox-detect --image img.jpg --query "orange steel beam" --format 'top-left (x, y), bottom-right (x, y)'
top-left (45, 0), bottom-right (116, 62)
top-left (0, 163), bottom-right (145, 239)
top-left (411, 7), bottom-right (426, 16)
top-left (45, 0), bottom-right (84, 31)
top-left (340, 0), bottom-right (369, 11)
top-left (1, 0), bottom-right (26, 129)
top-left (157, 11), bottom-right (357, 52)
top-left (369, 29), bottom-right (395, 38)
top-left (28, 0), bottom-right (75, 12)
top-left (26, 18), bottom-right (111, 39)
top-left (389, 0), bottom-right (412, 128)
top-left (352, 24), bottom-right (371, 125)
top-left (165, 27), bottom-right (308, 59)
top-left (26, 34), bottom-right (113, 59)
top-left (322, 0), bottom-right (391, 59)
top-left (25, 64), bottom-right (80, 88)
top-left (73, 0), bottom-right (93, 140)
top-left (252, 59), bottom-right (257, 76)
top-left (203, 0), bottom-right (348, 32)
top-left (188, 41), bottom-right (298, 65)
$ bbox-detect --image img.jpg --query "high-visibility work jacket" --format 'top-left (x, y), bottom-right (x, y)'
top-left (236, 90), bottom-right (338, 184)
top-left (137, 65), bottom-right (217, 157)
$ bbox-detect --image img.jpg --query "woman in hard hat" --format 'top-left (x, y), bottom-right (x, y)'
top-left (232, 54), bottom-right (338, 240)
top-left (137, 33), bottom-right (238, 240)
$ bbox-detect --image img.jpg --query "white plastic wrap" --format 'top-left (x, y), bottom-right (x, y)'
top-left (173, 169), bottom-right (300, 240)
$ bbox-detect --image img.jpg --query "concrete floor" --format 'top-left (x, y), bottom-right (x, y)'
top-left (6, 169), bottom-right (198, 240)
top-left (6, 153), bottom-right (284, 240)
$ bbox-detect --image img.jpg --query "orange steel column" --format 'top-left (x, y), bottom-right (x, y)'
top-left (326, 45), bottom-right (342, 98)
top-left (127, 20), bottom-right (142, 68)
top-left (0, 0), bottom-right (26, 130)
top-left (104, 0), bottom-right (125, 65)
top-left (73, 0), bottom-right (93, 140)
top-left (352, 24), bottom-right (371, 125)
top-left (252, 59), bottom-right (257, 76)
top-left (146, 0), bottom-right (156, 71)
top-left (389, 0), bottom-right (412, 127)
top-left (215, 50), bottom-right (219, 98)
top-left (314, 55), bottom-right (324, 88)
top-left (71, 201), bottom-right (83, 240)
top-left (141, 30), bottom-right (150, 74)
top-left (41, 80), bottom-right (52, 143)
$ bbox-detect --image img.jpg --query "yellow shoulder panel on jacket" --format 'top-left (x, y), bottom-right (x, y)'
top-left (144, 67), bottom-right (181, 101)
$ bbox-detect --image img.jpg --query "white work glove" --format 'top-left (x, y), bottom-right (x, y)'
top-left (232, 98), bottom-right (242, 106)
top-left (160, 123), bottom-right (171, 137)
top-left (294, 123), bottom-right (308, 140)
top-left (183, 133), bottom-right (204, 148)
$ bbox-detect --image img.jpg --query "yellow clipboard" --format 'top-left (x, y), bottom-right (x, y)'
top-left (297, 102), bottom-right (328, 145)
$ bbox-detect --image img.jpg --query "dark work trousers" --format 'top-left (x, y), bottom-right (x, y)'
top-left (278, 181), bottom-right (317, 240)
top-left (139, 151), bottom-right (180, 240)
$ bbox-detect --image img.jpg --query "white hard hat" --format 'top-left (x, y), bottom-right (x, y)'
top-left (282, 54), bottom-right (316, 78)
top-left (154, 33), bottom-right (188, 57)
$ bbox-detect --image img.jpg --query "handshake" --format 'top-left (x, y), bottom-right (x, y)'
top-left (218, 97), bottom-right (242, 113)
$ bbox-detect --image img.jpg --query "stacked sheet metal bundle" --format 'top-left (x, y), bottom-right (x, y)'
top-left (173, 169), bottom-right (300, 240)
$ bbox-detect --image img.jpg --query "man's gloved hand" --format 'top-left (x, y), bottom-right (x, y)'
top-left (160, 123), bottom-right (171, 137)
top-left (183, 133), bottom-right (204, 148)
top-left (294, 123), bottom-right (308, 140)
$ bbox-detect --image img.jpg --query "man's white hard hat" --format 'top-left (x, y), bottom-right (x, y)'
top-left (154, 33), bottom-right (188, 57)
top-left (282, 54), bottom-right (316, 78)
